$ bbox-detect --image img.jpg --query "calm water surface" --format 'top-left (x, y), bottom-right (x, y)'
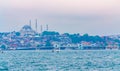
top-left (0, 50), bottom-right (120, 71)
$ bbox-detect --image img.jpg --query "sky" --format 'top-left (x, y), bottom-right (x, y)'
top-left (0, 0), bottom-right (120, 36)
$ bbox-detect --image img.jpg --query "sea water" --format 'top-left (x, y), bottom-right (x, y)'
top-left (0, 50), bottom-right (120, 71)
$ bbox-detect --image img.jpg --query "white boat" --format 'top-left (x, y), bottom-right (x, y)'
top-left (52, 44), bottom-right (60, 52)
top-left (52, 48), bottom-right (60, 53)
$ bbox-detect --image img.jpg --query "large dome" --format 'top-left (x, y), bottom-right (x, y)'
top-left (20, 25), bottom-right (36, 36)
top-left (22, 25), bottom-right (32, 30)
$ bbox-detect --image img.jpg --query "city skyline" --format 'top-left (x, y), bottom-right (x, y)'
top-left (0, 0), bottom-right (120, 36)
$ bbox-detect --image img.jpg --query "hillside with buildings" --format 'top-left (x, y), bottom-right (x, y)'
top-left (0, 23), bottom-right (120, 50)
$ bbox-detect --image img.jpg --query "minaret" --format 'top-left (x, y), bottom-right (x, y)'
top-left (40, 25), bottom-right (43, 33)
top-left (29, 20), bottom-right (31, 27)
top-left (35, 19), bottom-right (38, 32)
top-left (46, 24), bottom-right (48, 31)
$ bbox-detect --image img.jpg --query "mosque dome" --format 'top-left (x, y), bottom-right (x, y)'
top-left (22, 25), bottom-right (32, 30)
top-left (20, 25), bottom-right (36, 36)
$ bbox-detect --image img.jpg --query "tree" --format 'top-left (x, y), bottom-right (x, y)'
top-left (69, 34), bottom-right (80, 43)
top-left (45, 41), bottom-right (52, 46)
top-left (15, 32), bottom-right (21, 36)
top-left (42, 31), bottom-right (59, 36)
top-left (0, 45), bottom-right (6, 50)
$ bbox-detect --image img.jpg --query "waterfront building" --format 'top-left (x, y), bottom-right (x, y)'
top-left (106, 43), bottom-right (119, 50)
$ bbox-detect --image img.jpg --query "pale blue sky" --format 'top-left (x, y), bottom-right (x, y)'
top-left (0, 0), bottom-right (120, 35)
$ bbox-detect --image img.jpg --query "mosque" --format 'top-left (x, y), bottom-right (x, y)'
top-left (19, 19), bottom-right (39, 36)
top-left (20, 25), bottom-right (36, 36)
top-left (19, 19), bottom-right (48, 36)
